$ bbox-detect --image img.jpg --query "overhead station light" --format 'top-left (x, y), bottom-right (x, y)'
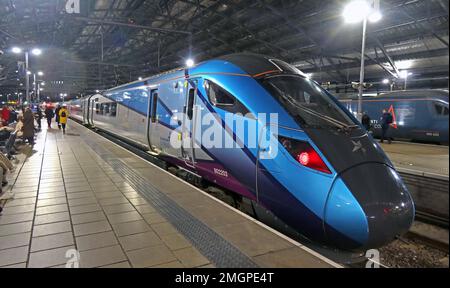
top-left (399, 70), bottom-right (412, 79)
top-left (12, 47), bottom-right (22, 54)
top-left (186, 58), bottom-right (195, 68)
top-left (382, 79), bottom-right (390, 84)
top-left (37, 71), bottom-right (44, 76)
top-left (343, 0), bottom-right (382, 23)
top-left (31, 48), bottom-right (42, 56)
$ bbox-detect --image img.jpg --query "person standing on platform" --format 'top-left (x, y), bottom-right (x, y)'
top-left (380, 109), bottom-right (393, 144)
top-left (59, 104), bottom-right (69, 135)
top-left (45, 106), bottom-right (55, 128)
top-left (361, 112), bottom-right (371, 132)
top-left (36, 106), bottom-right (43, 131)
top-left (1, 106), bottom-right (10, 126)
top-left (23, 107), bottom-right (35, 146)
top-left (55, 104), bottom-right (61, 130)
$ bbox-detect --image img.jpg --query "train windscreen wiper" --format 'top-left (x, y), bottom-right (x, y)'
top-left (282, 93), bottom-right (358, 132)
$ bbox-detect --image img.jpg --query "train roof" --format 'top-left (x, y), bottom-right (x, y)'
top-left (340, 89), bottom-right (449, 102)
top-left (102, 53), bottom-right (307, 94)
top-left (377, 89), bottom-right (449, 98)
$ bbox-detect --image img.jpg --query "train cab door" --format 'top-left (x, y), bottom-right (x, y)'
top-left (181, 80), bottom-right (197, 168)
top-left (147, 89), bottom-right (161, 154)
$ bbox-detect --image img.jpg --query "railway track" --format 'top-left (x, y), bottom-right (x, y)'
top-left (398, 170), bottom-right (449, 228)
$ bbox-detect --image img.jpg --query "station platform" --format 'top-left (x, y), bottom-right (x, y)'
top-left (380, 142), bottom-right (449, 178)
top-left (0, 120), bottom-right (339, 268)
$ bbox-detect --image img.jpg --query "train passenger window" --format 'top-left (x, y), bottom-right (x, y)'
top-left (95, 103), bottom-right (100, 114)
top-left (110, 103), bottom-right (117, 117)
top-left (187, 88), bottom-right (195, 120)
top-left (204, 80), bottom-right (250, 115)
top-left (104, 103), bottom-right (110, 114)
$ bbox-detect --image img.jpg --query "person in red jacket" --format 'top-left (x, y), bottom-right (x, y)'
top-left (1, 106), bottom-right (10, 126)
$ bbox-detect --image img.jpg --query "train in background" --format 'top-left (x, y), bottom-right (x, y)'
top-left (339, 90), bottom-right (449, 144)
top-left (67, 53), bottom-right (414, 252)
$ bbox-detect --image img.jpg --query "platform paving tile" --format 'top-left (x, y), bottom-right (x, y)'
top-left (133, 204), bottom-right (156, 214)
top-left (36, 204), bottom-right (69, 215)
top-left (98, 196), bottom-right (129, 206)
top-left (0, 246), bottom-right (29, 267)
top-left (38, 192), bottom-right (66, 200)
top-left (173, 247), bottom-right (210, 268)
top-left (213, 221), bottom-right (293, 257)
top-left (142, 212), bottom-right (167, 225)
top-left (34, 212), bottom-right (71, 225)
top-left (30, 232), bottom-right (74, 252)
top-left (36, 198), bottom-right (67, 208)
top-left (0, 221), bottom-right (33, 237)
top-left (38, 186), bottom-right (65, 193)
top-left (13, 192), bottom-right (38, 199)
top-left (100, 261), bottom-right (132, 268)
top-left (65, 186), bottom-right (92, 193)
top-left (0, 212), bottom-right (34, 225)
top-left (4, 197), bottom-right (36, 207)
top-left (1, 204), bottom-right (35, 215)
top-left (79, 245), bottom-right (127, 268)
top-left (127, 197), bottom-right (148, 206)
top-left (106, 211), bottom-right (143, 224)
top-left (0, 262), bottom-right (27, 268)
top-left (69, 203), bottom-right (102, 215)
top-left (118, 231), bottom-right (163, 251)
top-left (67, 197), bottom-right (98, 207)
top-left (32, 221), bottom-right (72, 237)
top-left (253, 247), bottom-right (332, 268)
top-left (151, 222), bottom-right (179, 237)
top-left (71, 211), bottom-right (107, 225)
top-left (73, 220), bottom-right (112, 236)
top-left (0, 232), bottom-right (31, 250)
top-left (66, 191), bottom-right (95, 199)
top-left (28, 246), bottom-right (75, 268)
top-left (75, 231), bottom-right (118, 251)
top-left (102, 203), bottom-right (136, 215)
top-left (152, 261), bottom-right (185, 268)
top-left (159, 233), bottom-right (192, 251)
top-left (126, 244), bottom-right (177, 268)
top-left (94, 191), bottom-right (123, 199)
top-left (111, 220), bottom-right (150, 237)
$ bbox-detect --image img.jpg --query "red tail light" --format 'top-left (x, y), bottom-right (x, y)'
top-left (280, 137), bottom-right (331, 174)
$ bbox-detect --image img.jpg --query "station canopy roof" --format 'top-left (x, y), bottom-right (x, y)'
top-left (0, 0), bottom-right (448, 100)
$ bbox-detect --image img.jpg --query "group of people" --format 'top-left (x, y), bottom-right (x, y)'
top-left (0, 106), bottom-right (35, 145)
top-left (0, 104), bottom-right (69, 204)
top-left (44, 104), bottom-right (69, 134)
top-left (361, 109), bottom-right (394, 144)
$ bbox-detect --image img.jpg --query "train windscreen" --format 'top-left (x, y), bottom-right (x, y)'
top-left (260, 75), bottom-right (357, 129)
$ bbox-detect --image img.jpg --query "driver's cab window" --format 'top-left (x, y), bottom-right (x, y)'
top-left (434, 102), bottom-right (449, 117)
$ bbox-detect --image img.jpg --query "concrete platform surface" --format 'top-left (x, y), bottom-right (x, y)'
top-left (380, 142), bottom-right (449, 177)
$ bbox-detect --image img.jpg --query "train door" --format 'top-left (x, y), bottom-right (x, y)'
top-left (147, 89), bottom-right (160, 153)
top-left (181, 80), bottom-right (197, 168)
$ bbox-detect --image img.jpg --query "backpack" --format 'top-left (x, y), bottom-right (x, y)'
top-left (61, 111), bottom-right (67, 118)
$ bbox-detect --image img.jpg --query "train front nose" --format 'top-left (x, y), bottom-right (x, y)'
top-left (324, 163), bottom-right (415, 251)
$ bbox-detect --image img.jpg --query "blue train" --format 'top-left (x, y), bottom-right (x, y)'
top-left (340, 90), bottom-right (449, 144)
top-left (68, 54), bottom-right (415, 252)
